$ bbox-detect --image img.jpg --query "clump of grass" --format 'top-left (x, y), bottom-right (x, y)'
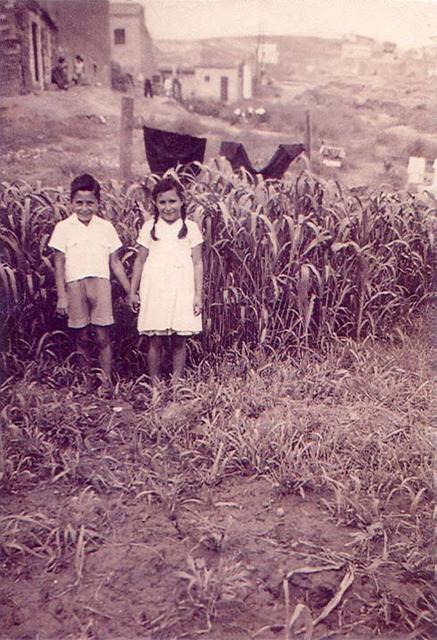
top-left (0, 488), bottom-right (108, 582)
top-left (172, 554), bottom-right (252, 633)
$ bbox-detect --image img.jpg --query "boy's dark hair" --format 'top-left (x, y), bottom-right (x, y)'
top-left (70, 173), bottom-right (101, 202)
top-left (151, 176), bottom-right (187, 241)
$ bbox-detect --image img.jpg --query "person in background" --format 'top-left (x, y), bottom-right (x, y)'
top-left (52, 57), bottom-right (69, 90)
top-left (48, 174), bottom-right (130, 396)
top-left (144, 77), bottom-right (154, 99)
top-left (128, 177), bottom-right (203, 399)
top-left (72, 55), bottom-right (84, 86)
top-left (163, 76), bottom-right (172, 97)
top-left (172, 76), bottom-right (182, 102)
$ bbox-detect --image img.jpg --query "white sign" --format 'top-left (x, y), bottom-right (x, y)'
top-left (257, 43), bottom-right (279, 65)
top-left (407, 156), bottom-right (426, 184)
top-left (320, 145), bottom-right (346, 168)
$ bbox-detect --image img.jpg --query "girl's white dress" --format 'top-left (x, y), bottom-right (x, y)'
top-left (137, 217), bottom-right (203, 335)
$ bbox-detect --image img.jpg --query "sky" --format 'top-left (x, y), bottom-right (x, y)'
top-left (136, 0), bottom-right (437, 48)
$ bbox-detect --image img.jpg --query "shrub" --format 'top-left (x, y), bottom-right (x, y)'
top-left (404, 137), bottom-right (437, 160)
top-left (110, 61), bottom-right (132, 93)
top-left (186, 98), bottom-right (223, 119)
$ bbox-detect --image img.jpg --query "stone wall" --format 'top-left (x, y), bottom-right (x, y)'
top-left (0, 0), bottom-right (57, 96)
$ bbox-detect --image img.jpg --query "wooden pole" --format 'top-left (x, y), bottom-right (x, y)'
top-left (304, 110), bottom-right (312, 168)
top-left (119, 96), bottom-right (134, 180)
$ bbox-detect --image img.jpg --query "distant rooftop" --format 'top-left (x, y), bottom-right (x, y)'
top-left (110, 1), bottom-right (144, 16)
top-left (199, 42), bottom-right (252, 67)
top-left (195, 62), bottom-right (243, 70)
top-left (7, 0), bottom-right (58, 31)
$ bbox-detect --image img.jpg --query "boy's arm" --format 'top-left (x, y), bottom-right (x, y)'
top-left (192, 244), bottom-right (204, 316)
top-left (53, 250), bottom-right (68, 316)
top-left (109, 250), bottom-right (131, 294)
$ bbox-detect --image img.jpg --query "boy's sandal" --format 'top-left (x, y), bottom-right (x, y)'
top-left (98, 383), bottom-right (114, 400)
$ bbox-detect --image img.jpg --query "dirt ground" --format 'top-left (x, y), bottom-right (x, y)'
top-left (1, 379), bottom-right (432, 640)
top-left (0, 470), bottom-right (362, 639)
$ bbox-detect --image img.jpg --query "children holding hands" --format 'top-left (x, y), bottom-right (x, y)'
top-left (50, 174), bottom-right (203, 396)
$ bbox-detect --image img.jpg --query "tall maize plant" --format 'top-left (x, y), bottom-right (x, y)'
top-left (0, 172), bottom-right (433, 371)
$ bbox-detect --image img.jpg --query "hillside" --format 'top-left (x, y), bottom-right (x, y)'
top-left (155, 34), bottom-right (342, 78)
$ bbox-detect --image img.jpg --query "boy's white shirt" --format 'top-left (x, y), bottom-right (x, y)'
top-left (48, 213), bottom-right (122, 283)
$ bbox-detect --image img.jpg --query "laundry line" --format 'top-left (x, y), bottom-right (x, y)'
top-left (120, 97), bottom-right (309, 179)
top-left (143, 125), bottom-right (306, 180)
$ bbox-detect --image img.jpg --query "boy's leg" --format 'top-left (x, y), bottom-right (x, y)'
top-left (75, 326), bottom-right (90, 363)
top-left (95, 325), bottom-right (112, 384)
top-left (171, 334), bottom-right (187, 381)
top-left (148, 335), bottom-right (163, 386)
top-left (87, 278), bottom-right (114, 387)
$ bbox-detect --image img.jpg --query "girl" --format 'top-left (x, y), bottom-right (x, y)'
top-left (129, 177), bottom-right (203, 387)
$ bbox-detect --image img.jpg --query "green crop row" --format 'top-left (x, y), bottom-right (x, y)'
top-left (0, 170), bottom-right (434, 374)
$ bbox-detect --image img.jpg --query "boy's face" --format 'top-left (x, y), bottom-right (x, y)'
top-left (72, 190), bottom-right (99, 225)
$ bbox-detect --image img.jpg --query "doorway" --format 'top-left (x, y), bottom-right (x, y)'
top-left (220, 76), bottom-right (228, 102)
top-left (31, 22), bottom-right (40, 82)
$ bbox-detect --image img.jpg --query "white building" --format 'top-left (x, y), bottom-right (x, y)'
top-left (181, 61), bottom-right (253, 103)
top-left (257, 42), bottom-right (279, 65)
top-left (341, 34), bottom-right (375, 60)
top-left (109, 1), bottom-right (154, 77)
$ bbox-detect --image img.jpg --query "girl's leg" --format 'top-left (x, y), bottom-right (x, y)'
top-left (171, 334), bottom-right (187, 382)
top-left (148, 335), bottom-right (163, 386)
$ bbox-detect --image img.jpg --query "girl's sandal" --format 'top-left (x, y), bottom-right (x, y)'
top-left (151, 385), bottom-right (161, 407)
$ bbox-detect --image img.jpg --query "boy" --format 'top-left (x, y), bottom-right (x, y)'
top-left (48, 173), bottom-right (130, 394)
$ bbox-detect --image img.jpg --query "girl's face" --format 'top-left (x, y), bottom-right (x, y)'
top-left (156, 188), bottom-right (183, 224)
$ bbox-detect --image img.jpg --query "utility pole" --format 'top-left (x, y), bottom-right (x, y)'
top-left (119, 96), bottom-right (134, 180)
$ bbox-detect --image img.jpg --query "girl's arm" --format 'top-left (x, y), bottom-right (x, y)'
top-left (53, 250), bottom-right (68, 316)
top-left (192, 244), bottom-right (204, 316)
top-left (128, 246), bottom-right (149, 311)
top-left (110, 249), bottom-right (130, 294)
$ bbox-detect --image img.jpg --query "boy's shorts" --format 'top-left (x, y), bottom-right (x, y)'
top-left (66, 277), bottom-right (114, 329)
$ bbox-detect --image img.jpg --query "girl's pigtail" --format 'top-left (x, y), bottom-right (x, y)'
top-left (178, 203), bottom-right (188, 239)
top-left (151, 209), bottom-right (159, 241)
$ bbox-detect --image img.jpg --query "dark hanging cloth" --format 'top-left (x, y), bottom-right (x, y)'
top-left (260, 144), bottom-right (306, 179)
top-left (219, 141), bottom-right (305, 179)
top-left (219, 142), bottom-right (253, 175)
top-left (143, 126), bottom-right (207, 175)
